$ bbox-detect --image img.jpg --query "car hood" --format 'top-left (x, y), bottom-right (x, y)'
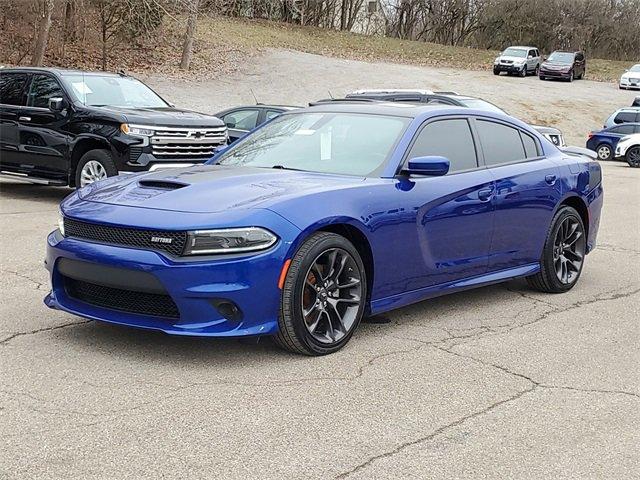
top-left (95, 106), bottom-right (224, 127)
top-left (541, 61), bottom-right (571, 68)
top-left (76, 165), bottom-right (366, 213)
top-left (498, 55), bottom-right (527, 62)
top-left (530, 125), bottom-right (561, 135)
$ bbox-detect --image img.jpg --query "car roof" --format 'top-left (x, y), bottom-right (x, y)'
top-left (505, 46), bottom-right (536, 50)
top-left (299, 101), bottom-right (465, 118)
top-left (0, 66), bottom-right (123, 78)
top-left (615, 107), bottom-right (640, 112)
top-left (349, 89), bottom-right (435, 95)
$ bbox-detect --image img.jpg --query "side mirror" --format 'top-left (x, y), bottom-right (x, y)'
top-left (542, 56), bottom-right (547, 61)
top-left (528, 55), bottom-right (533, 59)
top-left (225, 121), bottom-right (236, 129)
top-left (49, 97), bottom-right (66, 112)
top-left (404, 156), bottom-right (450, 176)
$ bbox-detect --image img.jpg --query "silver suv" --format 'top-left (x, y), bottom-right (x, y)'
top-left (493, 46), bottom-right (541, 77)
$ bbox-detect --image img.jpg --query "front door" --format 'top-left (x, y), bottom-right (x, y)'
top-left (474, 118), bottom-right (562, 271)
top-left (16, 73), bottom-right (70, 179)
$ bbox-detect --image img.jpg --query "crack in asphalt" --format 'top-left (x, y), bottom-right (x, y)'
top-left (1, 268), bottom-right (47, 290)
top-left (333, 384), bottom-right (538, 479)
top-left (0, 320), bottom-right (90, 346)
top-left (596, 243), bottom-right (640, 255)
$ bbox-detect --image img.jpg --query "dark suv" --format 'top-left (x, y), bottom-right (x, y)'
top-left (0, 68), bottom-right (227, 187)
top-left (539, 51), bottom-right (586, 82)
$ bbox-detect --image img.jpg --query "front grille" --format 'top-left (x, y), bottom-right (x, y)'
top-left (64, 276), bottom-right (179, 319)
top-left (151, 126), bottom-right (227, 158)
top-left (64, 218), bottom-right (187, 256)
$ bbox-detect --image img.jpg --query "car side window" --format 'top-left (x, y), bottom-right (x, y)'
top-left (407, 119), bottom-right (478, 173)
top-left (614, 112), bottom-right (636, 124)
top-left (528, 49), bottom-right (536, 58)
top-left (26, 74), bottom-right (64, 109)
top-left (634, 125), bottom-right (640, 134)
top-left (521, 132), bottom-right (539, 158)
top-left (222, 109), bottom-right (260, 131)
top-left (0, 72), bottom-right (28, 106)
top-left (613, 125), bottom-right (635, 134)
top-left (265, 110), bottom-right (282, 122)
top-left (476, 120), bottom-right (526, 166)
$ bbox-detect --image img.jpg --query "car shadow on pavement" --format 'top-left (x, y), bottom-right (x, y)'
top-left (50, 281), bottom-right (521, 365)
top-left (0, 182), bottom-right (72, 204)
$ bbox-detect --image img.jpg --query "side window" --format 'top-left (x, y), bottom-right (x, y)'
top-left (408, 119), bottom-right (478, 173)
top-left (222, 109), bottom-right (259, 131)
top-left (614, 112), bottom-right (636, 124)
top-left (26, 74), bottom-right (64, 108)
top-left (521, 132), bottom-right (539, 158)
top-left (265, 110), bottom-right (282, 122)
top-left (634, 125), bottom-right (640, 134)
top-left (0, 72), bottom-right (28, 106)
top-left (528, 50), bottom-right (536, 58)
top-left (476, 120), bottom-right (526, 166)
top-left (576, 53), bottom-right (584, 61)
top-left (613, 125), bottom-right (635, 134)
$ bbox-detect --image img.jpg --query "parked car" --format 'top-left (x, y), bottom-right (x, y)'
top-left (493, 46), bottom-right (541, 77)
top-left (632, 96), bottom-right (640, 107)
top-left (603, 107), bottom-right (640, 128)
top-left (539, 51), bottom-right (586, 82)
top-left (619, 64), bottom-right (640, 90)
top-left (45, 102), bottom-right (603, 355)
top-left (0, 67), bottom-right (227, 187)
top-left (586, 123), bottom-right (640, 161)
top-left (214, 104), bottom-right (299, 143)
top-left (615, 133), bottom-right (640, 167)
top-left (337, 89), bottom-right (566, 146)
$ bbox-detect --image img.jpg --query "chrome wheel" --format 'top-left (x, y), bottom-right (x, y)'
top-left (553, 216), bottom-right (585, 285)
top-left (301, 248), bottom-right (363, 344)
top-left (597, 144), bottom-right (612, 161)
top-left (80, 160), bottom-right (108, 187)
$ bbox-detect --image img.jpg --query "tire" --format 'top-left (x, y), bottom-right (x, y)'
top-left (520, 66), bottom-right (527, 77)
top-left (568, 71), bottom-right (574, 82)
top-left (274, 232), bottom-right (367, 356)
top-left (493, 69), bottom-right (500, 76)
top-left (539, 75), bottom-right (546, 81)
top-left (595, 143), bottom-right (613, 161)
top-left (626, 146), bottom-right (640, 168)
top-left (527, 206), bottom-right (586, 293)
top-left (74, 149), bottom-right (118, 188)
top-left (534, 64), bottom-right (540, 76)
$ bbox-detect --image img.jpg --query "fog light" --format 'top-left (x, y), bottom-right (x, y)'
top-left (210, 299), bottom-right (243, 322)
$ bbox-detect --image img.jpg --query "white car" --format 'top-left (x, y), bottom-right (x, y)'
top-left (614, 133), bottom-right (640, 167)
top-left (619, 64), bottom-right (640, 90)
top-left (493, 46), bottom-right (541, 77)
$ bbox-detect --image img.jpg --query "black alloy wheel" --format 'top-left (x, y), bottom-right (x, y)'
top-left (274, 232), bottom-right (366, 355)
top-left (527, 206), bottom-right (586, 293)
top-left (627, 146), bottom-right (640, 167)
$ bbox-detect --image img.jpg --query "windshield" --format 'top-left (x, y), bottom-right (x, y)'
top-left (502, 48), bottom-right (527, 58)
top-left (215, 112), bottom-right (410, 176)
top-left (63, 75), bottom-right (168, 108)
top-left (547, 52), bottom-right (575, 63)
top-left (456, 98), bottom-right (506, 114)
top-left (629, 64), bottom-right (640, 72)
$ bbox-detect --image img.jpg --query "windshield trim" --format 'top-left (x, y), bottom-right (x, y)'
top-left (211, 111), bottom-right (412, 178)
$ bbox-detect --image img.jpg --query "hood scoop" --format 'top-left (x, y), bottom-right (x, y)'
top-left (138, 179), bottom-right (189, 190)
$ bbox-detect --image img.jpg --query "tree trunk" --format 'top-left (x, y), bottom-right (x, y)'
top-left (31, 0), bottom-right (55, 66)
top-left (64, 0), bottom-right (77, 41)
top-left (180, 0), bottom-right (200, 70)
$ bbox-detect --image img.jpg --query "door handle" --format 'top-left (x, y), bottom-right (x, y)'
top-left (18, 116), bottom-right (31, 122)
top-left (545, 174), bottom-right (557, 185)
top-left (478, 187), bottom-right (494, 201)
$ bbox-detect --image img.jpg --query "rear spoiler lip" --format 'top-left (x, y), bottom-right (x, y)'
top-left (559, 146), bottom-right (597, 160)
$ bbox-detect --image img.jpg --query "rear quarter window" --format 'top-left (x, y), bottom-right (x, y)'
top-left (476, 120), bottom-right (527, 166)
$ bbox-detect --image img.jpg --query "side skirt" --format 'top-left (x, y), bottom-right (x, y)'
top-left (370, 263), bottom-right (540, 315)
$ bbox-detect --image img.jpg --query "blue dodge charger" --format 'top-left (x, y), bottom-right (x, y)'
top-left (45, 103), bottom-right (603, 355)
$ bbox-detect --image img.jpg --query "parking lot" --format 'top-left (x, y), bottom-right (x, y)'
top-left (1, 52), bottom-right (639, 479)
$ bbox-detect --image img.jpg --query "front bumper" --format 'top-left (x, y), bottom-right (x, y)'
top-left (44, 224), bottom-right (296, 337)
top-left (539, 69), bottom-right (571, 78)
top-left (494, 63), bottom-right (526, 73)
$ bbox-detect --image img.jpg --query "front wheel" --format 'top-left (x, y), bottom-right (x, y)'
top-left (274, 232), bottom-right (367, 355)
top-left (520, 66), bottom-right (527, 77)
top-left (75, 149), bottom-right (118, 188)
top-left (527, 206), bottom-right (586, 293)
top-left (627, 146), bottom-right (640, 167)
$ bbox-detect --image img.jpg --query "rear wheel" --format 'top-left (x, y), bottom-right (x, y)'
top-left (627, 146), bottom-right (640, 167)
top-left (527, 206), bottom-right (586, 293)
top-left (274, 232), bottom-right (367, 355)
top-left (75, 149), bottom-right (118, 188)
top-left (595, 144), bottom-right (613, 161)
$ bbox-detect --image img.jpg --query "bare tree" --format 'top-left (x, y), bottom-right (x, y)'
top-left (180, 0), bottom-right (200, 70)
top-left (31, 0), bottom-right (55, 66)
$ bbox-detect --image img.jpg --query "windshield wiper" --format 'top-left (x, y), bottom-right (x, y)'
top-left (270, 165), bottom-right (305, 172)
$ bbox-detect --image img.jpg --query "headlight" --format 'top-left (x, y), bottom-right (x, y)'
top-left (120, 124), bottom-right (154, 136)
top-left (58, 212), bottom-right (65, 236)
top-left (494, 58), bottom-right (500, 64)
top-left (514, 61), bottom-right (525, 66)
top-left (184, 227), bottom-right (277, 255)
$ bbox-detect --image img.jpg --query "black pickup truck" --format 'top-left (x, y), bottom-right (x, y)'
top-left (0, 67), bottom-right (227, 187)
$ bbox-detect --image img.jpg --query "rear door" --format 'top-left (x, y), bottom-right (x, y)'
top-left (527, 49), bottom-right (537, 71)
top-left (475, 118), bottom-right (562, 271)
top-left (0, 72), bottom-right (29, 171)
top-left (18, 73), bottom-right (71, 178)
